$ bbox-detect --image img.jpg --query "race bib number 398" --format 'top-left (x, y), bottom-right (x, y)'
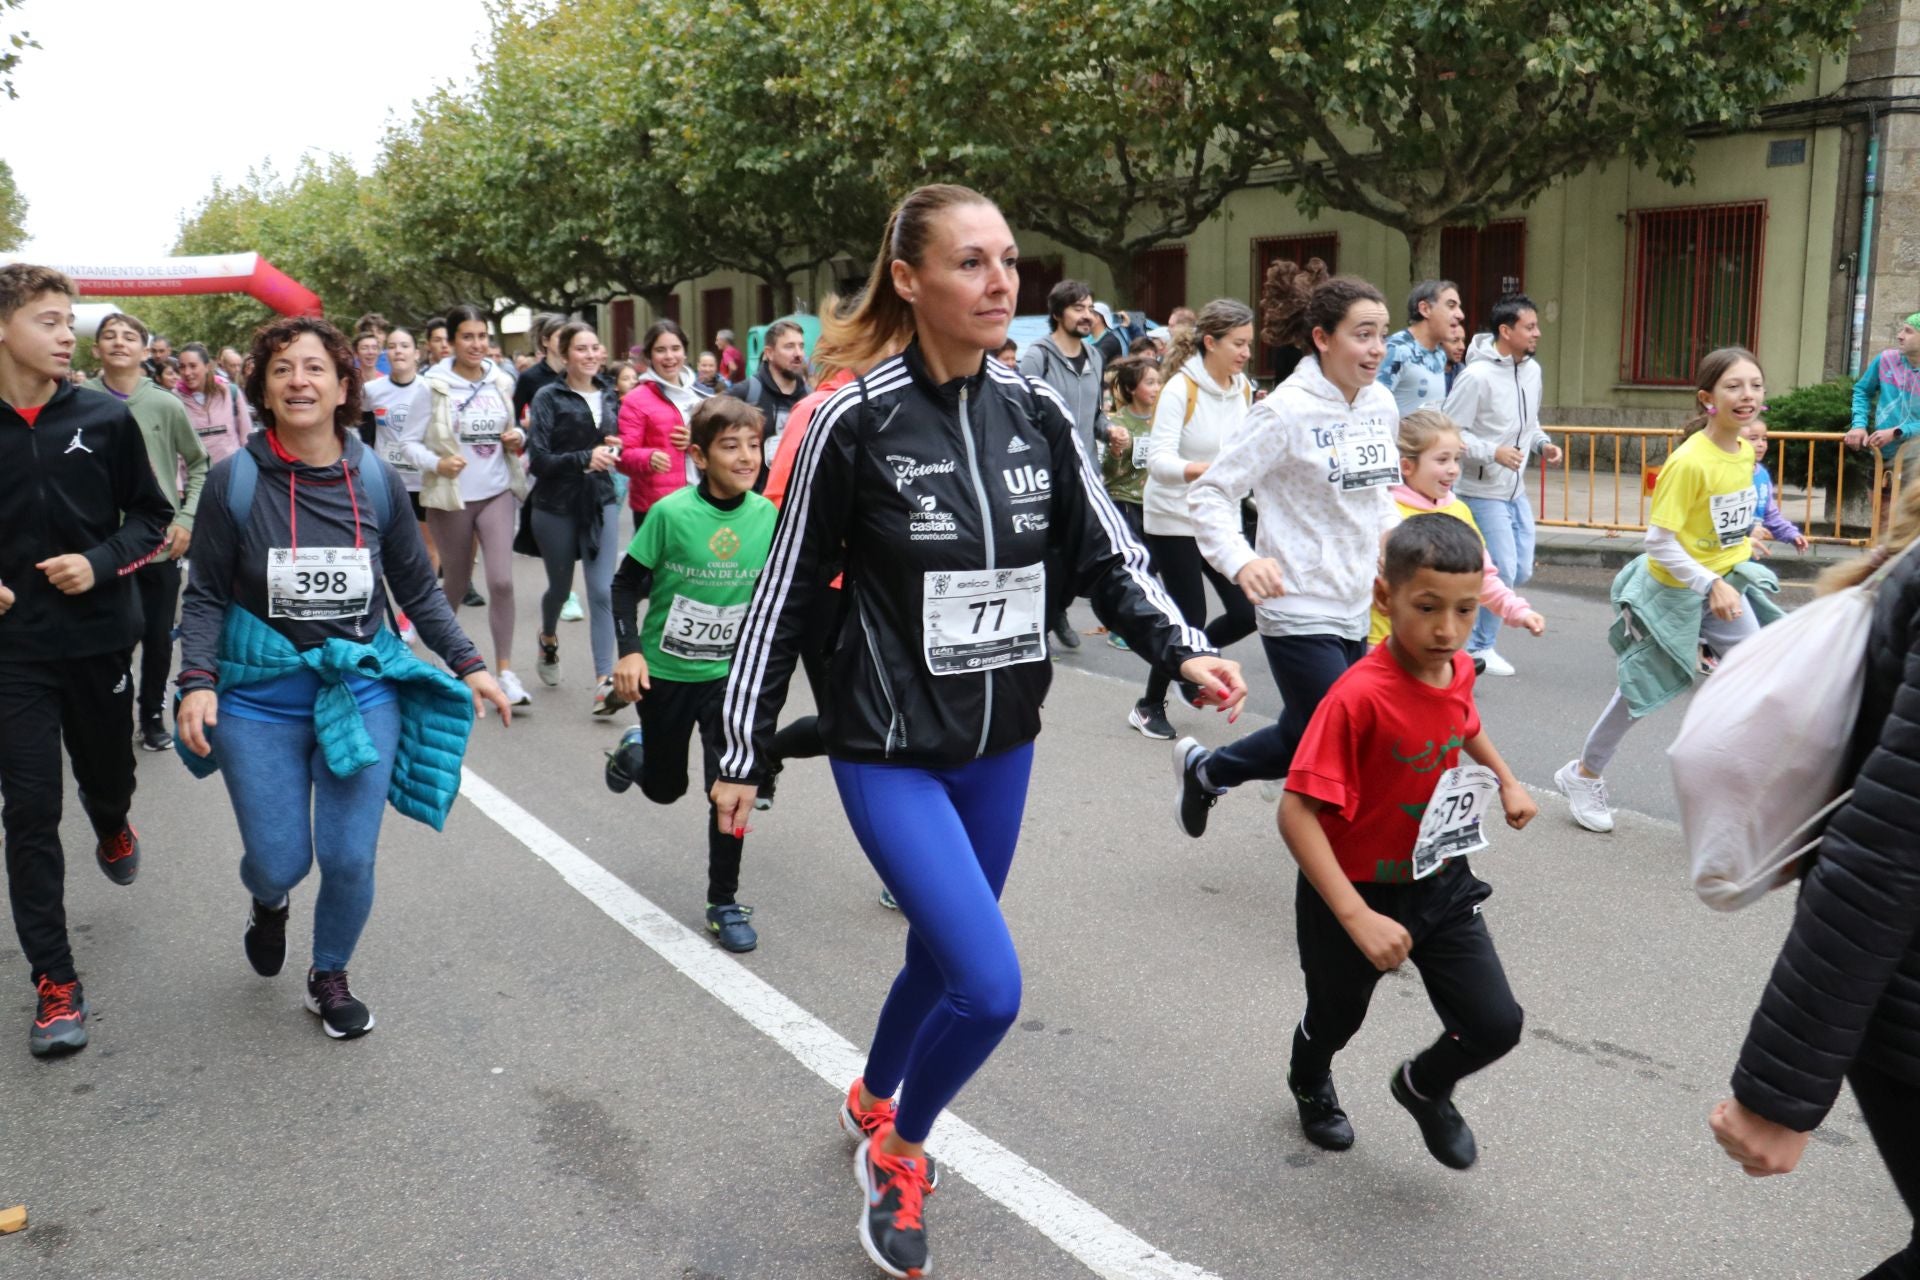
top-left (922, 564), bottom-right (1046, 676)
top-left (266, 547), bottom-right (373, 621)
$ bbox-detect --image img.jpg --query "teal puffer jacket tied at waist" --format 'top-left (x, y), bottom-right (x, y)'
top-left (174, 606), bottom-right (477, 830)
top-left (1607, 554), bottom-right (1785, 719)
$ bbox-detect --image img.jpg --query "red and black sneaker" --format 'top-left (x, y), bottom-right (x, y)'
top-left (30, 975), bottom-right (89, 1058)
top-left (841, 1079), bottom-right (939, 1190)
top-left (855, 1125), bottom-right (932, 1279)
top-left (95, 822), bottom-right (140, 886)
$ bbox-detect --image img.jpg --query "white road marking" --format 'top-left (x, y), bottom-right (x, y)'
top-left (458, 767), bottom-right (1222, 1280)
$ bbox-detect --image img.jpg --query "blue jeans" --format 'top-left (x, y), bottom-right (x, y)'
top-left (1461, 494), bottom-right (1536, 652)
top-left (213, 702), bottom-right (401, 972)
top-left (831, 743), bottom-right (1033, 1143)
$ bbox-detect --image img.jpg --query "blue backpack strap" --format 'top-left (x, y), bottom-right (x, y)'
top-left (225, 446), bottom-right (259, 530)
top-left (348, 435), bottom-right (391, 530)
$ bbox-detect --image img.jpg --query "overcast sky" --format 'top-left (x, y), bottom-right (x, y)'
top-left (5, 0), bottom-right (497, 264)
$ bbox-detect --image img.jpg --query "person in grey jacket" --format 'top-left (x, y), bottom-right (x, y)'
top-left (1441, 293), bottom-right (1563, 674)
top-left (1019, 277), bottom-right (1106, 649)
top-left (1710, 502), bottom-right (1920, 1279)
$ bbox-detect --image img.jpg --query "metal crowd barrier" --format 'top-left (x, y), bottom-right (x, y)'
top-left (1535, 428), bottom-right (1909, 547)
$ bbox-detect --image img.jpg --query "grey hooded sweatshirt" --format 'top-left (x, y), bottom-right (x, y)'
top-left (1019, 332), bottom-right (1105, 460)
top-left (177, 432), bottom-right (482, 692)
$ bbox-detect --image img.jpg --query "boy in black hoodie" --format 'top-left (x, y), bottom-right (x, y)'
top-left (0, 265), bottom-right (174, 1058)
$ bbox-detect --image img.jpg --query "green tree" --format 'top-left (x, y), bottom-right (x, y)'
top-left (782, 0), bottom-right (1274, 306)
top-left (0, 158), bottom-right (26, 250)
top-left (1, 0), bottom-right (38, 102)
top-left (1231, 1), bottom-right (1862, 281)
top-left (651, 0), bottom-right (887, 315)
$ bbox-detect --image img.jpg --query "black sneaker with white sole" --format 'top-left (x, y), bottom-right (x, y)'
top-left (244, 897), bottom-right (290, 976)
top-left (1128, 699), bottom-right (1174, 740)
top-left (1389, 1060), bottom-right (1477, 1169)
top-left (138, 717), bottom-right (172, 752)
top-left (1172, 736), bottom-right (1221, 838)
top-left (305, 968), bottom-right (374, 1039)
top-left (1289, 1071), bottom-right (1355, 1151)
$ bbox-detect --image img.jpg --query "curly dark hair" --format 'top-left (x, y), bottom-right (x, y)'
top-left (245, 315), bottom-right (363, 435)
top-left (1259, 258), bottom-right (1386, 353)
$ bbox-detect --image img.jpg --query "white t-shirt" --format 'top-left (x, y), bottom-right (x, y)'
top-left (363, 375), bottom-right (433, 492)
top-left (445, 371), bottom-right (513, 502)
top-left (573, 387), bottom-right (605, 425)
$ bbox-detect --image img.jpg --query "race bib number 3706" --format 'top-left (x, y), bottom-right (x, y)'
top-left (266, 547), bottom-right (373, 621)
top-left (922, 564), bottom-right (1046, 676)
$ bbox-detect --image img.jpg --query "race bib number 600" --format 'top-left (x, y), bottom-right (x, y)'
top-left (266, 547), bottom-right (373, 621)
top-left (922, 564), bottom-right (1046, 676)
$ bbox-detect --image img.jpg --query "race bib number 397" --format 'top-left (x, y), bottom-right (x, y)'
top-left (922, 564), bottom-right (1046, 676)
top-left (1335, 421), bottom-right (1397, 491)
top-left (266, 547), bottom-right (373, 621)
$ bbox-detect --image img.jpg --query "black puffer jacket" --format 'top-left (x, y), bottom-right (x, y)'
top-left (1732, 546), bottom-right (1920, 1130)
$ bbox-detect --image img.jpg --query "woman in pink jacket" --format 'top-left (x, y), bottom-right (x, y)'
top-left (616, 319), bottom-right (712, 531)
top-left (176, 341), bottom-right (253, 464)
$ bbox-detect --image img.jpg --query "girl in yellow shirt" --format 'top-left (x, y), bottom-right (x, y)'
top-left (1556, 347), bottom-right (1768, 833)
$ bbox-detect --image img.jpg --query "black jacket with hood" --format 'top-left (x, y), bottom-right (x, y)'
top-left (1732, 545), bottom-right (1920, 1128)
top-left (717, 343), bottom-right (1211, 783)
top-left (0, 381), bottom-right (174, 660)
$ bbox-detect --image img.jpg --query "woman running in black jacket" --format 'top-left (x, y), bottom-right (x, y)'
top-left (710, 184), bottom-right (1246, 1279)
top-left (1711, 485), bottom-right (1920, 1279)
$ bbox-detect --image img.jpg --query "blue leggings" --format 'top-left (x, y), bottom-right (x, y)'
top-left (831, 743), bottom-right (1034, 1143)
top-left (213, 703), bottom-right (400, 972)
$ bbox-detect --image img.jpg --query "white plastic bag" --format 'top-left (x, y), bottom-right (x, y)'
top-left (1668, 543), bottom-right (1914, 911)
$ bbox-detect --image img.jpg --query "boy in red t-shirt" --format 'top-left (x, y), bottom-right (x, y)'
top-left (1280, 514), bottom-right (1538, 1170)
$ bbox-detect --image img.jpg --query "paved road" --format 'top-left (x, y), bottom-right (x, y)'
top-left (0, 560), bottom-right (1902, 1279)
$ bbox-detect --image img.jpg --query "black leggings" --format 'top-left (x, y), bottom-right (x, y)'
top-left (1141, 532), bottom-right (1254, 705)
top-left (1290, 861), bottom-right (1523, 1098)
top-left (635, 676), bottom-right (744, 906)
top-left (132, 557), bottom-right (181, 722)
top-left (1853, 1060), bottom-right (1920, 1278)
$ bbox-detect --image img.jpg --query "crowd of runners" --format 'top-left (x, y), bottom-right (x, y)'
top-left (3, 178), bottom-right (1919, 1279)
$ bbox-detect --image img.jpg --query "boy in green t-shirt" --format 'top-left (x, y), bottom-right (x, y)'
top-left (605, 397), bottom-right (776, 952)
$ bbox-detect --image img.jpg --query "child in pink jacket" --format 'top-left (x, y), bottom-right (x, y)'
top-left (1368, 408), bottom-right (1546, 647)
top-left (615, 323), bottom-right (711, 523)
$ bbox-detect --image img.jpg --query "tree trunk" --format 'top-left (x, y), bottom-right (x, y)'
top-left (1095, 246), bottom-right (1136, 309)
top-left (769, 275), bottom-right (794, 317)
top-left (1405, 226), bottom-right (1443, 284)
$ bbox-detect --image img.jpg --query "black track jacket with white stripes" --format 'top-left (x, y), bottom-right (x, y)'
top-left (719, 342), bottom-right (1213, 782)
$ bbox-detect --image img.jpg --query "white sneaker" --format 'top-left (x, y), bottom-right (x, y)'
top-left (1554, 760), bottom-right (1614, 833)
top-left (560, 592), bottom-right (585, 622)
top-left (1472, 649), bottom-right (1516, 677)
top-left (497, 668), bottom-right (533, 707)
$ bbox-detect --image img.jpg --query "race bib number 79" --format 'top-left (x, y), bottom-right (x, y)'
top-left (1411, 765), bottom-right (1502, 879)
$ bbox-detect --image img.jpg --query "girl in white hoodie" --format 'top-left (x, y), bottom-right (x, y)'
top-left (1173, 261), bottom-right (1401, 838)
top-left (1130, 298), bottom-right (1258, 739)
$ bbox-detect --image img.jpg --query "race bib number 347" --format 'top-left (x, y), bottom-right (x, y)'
top-left (266, 547), bottom-right (373, 621)
top-left (922, 564), bottom-right (1046, 676)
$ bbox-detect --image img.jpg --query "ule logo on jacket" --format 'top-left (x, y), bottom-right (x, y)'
top-left (1002, 464), bottom-right (1049, 504)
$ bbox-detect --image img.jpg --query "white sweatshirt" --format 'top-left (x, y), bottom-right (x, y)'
top-left (1441, 332), bottom-right (1551, 501)
top-left (1142, 354), bottom-right (1252, 537)
top-left (1188, 354), bottom-right (1400, 638)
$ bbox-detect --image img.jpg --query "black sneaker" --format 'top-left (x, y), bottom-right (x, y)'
top-left (605, 725), bottom-right (645, 794)
top-left (1128, 699), bottom-right (1174, 740)
top-left (1049, 612), bottom-right (1081, 651)
top-left (462, 585), bottom-right (486, 608)
top-left (304, 969), bottom-right (375, 1039)
top-left (1389, 1060), bottom-right (1477, 1169)
top-left (244, 897), bottom-right (290, 976)
top-left (95, 821), bottom-right (140, 886)
top-left (138, 717), bottom-right (172, 752)
top-left (706, 903), bottom-right (757, 953)
top-left (29, 975), bottom-right (89, 1058)
top-left (1172, 737), bottom-right (1220, 839)
top-left (1471, 655), bottom-right (1487, 678)
top-left (855, 1132), bottom-right (932, 1279)
top-left (1289, 1071), bottom-right (1355, 1151)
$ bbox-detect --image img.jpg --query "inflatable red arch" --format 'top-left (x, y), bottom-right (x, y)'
top-left (36, 253), bottom-right (323, 317)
